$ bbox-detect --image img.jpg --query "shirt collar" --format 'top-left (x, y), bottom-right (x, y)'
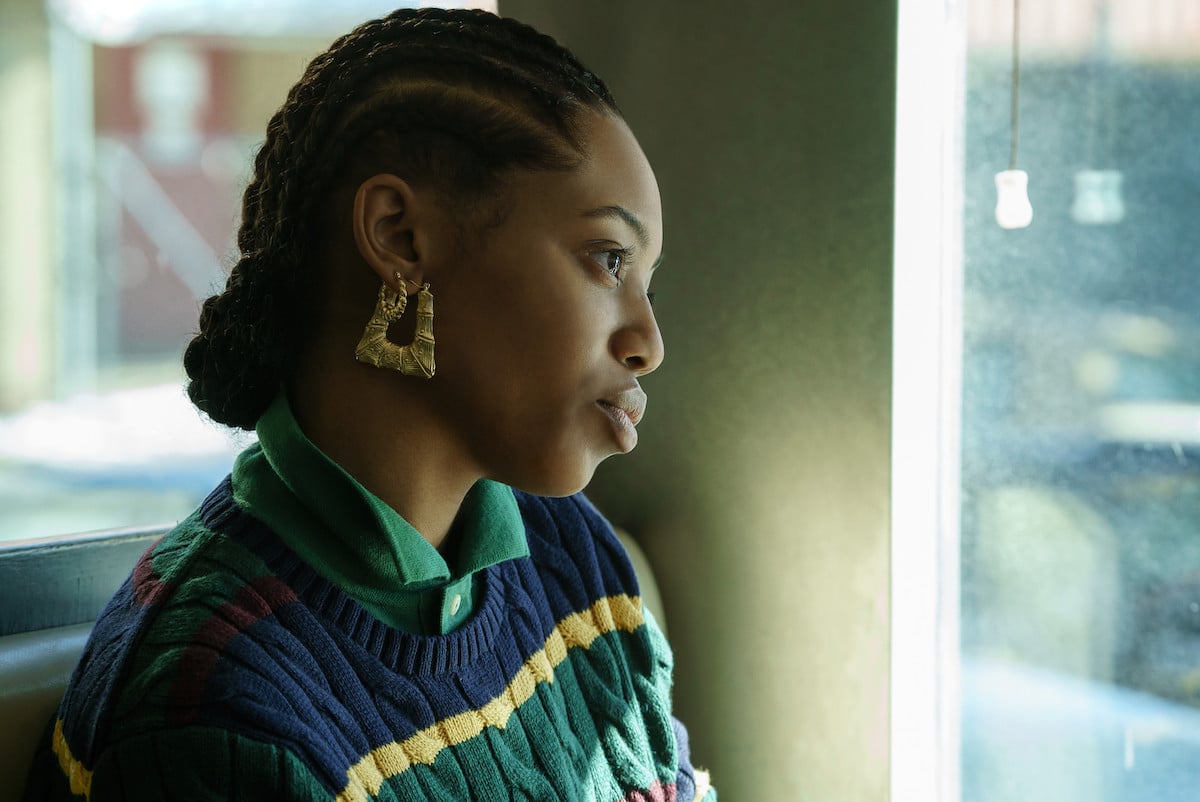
top-left (234, 392), bottom-right (527, 592)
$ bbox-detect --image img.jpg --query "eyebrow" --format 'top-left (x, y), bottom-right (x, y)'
top-left (582, 205), bottom-right (648, 248)
top-left (581, 205), bottom-right (663, 270)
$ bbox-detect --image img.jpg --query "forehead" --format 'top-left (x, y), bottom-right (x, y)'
top-left (501, 113), bottom-right (663, 248)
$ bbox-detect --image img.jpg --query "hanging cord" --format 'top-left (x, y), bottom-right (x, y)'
top-left (1009, 0), bottom-right (1021, 170)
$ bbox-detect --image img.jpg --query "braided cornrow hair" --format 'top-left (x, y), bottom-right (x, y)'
top-left (184, 8), bottom-right (618, 430)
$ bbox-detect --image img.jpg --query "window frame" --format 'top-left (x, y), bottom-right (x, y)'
top-left (892, 0), bottom-right (967, 799)
top-left (0, 527), bottom-right (165, 636)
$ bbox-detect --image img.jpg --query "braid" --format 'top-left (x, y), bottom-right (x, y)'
top-left (184, 8), bottom-right (617, 430)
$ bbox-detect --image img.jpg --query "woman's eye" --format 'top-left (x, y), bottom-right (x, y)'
top-left (597, 250), bottom-right (619, 276)
top-left (598, 250), bottom-right (623, 277)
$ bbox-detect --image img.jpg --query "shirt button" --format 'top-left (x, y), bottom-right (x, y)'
top-left (450, 594), bottom-right (462, 616)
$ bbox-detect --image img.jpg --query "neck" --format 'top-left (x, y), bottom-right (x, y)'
top-left (287, 358), bottom-right (478, 552)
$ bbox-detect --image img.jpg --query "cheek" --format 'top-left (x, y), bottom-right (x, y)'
top-left (431, 244), bottom-right (616, 425)
top-left (444, 284), bottom-right (602, 380)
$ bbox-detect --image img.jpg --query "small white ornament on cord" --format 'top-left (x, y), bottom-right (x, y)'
top-left (996, 0), bottom-right (1032, 230)
top-left (995, 169), bottom-right (1033, 229)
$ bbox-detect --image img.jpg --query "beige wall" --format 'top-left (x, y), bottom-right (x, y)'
top-left (505, 2), bottom-right (897, 798)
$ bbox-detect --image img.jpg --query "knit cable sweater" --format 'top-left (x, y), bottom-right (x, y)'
top-left (25, 479), bottom-right (715, 801)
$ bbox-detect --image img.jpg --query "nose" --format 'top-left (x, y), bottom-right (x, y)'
top-left (610, 295), bottom-right (665, 376)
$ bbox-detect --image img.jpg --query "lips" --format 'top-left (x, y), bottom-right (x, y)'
top-left (596, 386), bottom-right (647, 453)
top-left (598, 386), bottom-right (647, 427)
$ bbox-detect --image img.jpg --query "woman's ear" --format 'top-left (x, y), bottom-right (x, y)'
top-left (352, 174), bottom-right (447, 291)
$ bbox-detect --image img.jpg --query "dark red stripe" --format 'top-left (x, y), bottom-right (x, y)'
top-left (167, 575), bottom-right (298, 726)
top-left (618, 780), bottom-right (676, 802)
top-left (132, 541), bottom-right (171, 607)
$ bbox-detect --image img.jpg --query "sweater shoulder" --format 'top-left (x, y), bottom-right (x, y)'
top-left (511, 490), bottom-right (642, 612)
top-left (53, 480), bottom-right (279, 766)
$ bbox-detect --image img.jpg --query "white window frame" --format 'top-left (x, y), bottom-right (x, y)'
top-left (892, 0), bottom-right (967, 799)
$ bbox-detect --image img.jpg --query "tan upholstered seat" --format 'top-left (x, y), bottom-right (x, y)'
top-left (0, 529), bottom-right (164, 802)
top-left (0, 624), bottom-right (92, 802)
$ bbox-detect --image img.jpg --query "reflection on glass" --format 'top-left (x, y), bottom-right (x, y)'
top-left (961, 1), bottom-right (1200, 799)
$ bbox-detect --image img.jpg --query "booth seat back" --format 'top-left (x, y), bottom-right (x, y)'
top-left (0, 529), bottom-right (164, 802)
top-left (0, 624), bottom-right (93, 799)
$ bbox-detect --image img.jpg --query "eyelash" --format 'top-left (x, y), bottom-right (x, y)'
top-left (588, 246), bottom-right (656, 306)
top-left (591, 247), bottom-right (633, 280)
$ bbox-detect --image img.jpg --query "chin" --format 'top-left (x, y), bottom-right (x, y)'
top-left (514, 472), bottom-right (593, 499)
top-left (505, 454), bottom-right (603, 498)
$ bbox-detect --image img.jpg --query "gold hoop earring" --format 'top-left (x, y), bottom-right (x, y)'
top-left (354, 273), bottom-right (436, 378)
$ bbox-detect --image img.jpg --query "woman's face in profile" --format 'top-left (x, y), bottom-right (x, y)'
top-left (427, 112), bottom-right (665, 497)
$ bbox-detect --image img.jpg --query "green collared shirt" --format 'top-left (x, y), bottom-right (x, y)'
top-left (230, 394), bottom-right (527, 634)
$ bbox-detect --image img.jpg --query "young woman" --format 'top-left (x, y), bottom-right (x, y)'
top-left (25, 8), bottom-right (714, 801)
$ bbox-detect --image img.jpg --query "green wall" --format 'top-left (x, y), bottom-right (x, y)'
top-left (504, 2), bottom-right (897, 798)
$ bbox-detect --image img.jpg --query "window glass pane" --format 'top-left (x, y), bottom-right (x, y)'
top-left (0, 1), bottom-right (493, 544)
top-left (960, 1), bottom-right (1200, 799)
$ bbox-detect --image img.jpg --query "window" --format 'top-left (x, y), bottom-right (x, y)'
top-left (896, 1), bottom-right (1200, 799)
top-left (0, 1), bottom-right (494, 544)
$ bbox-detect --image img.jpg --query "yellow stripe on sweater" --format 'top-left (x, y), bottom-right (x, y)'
top-left (52, 718), bottom-right (93, 799)
top-left (336, 594), bottom-right (645, 802)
